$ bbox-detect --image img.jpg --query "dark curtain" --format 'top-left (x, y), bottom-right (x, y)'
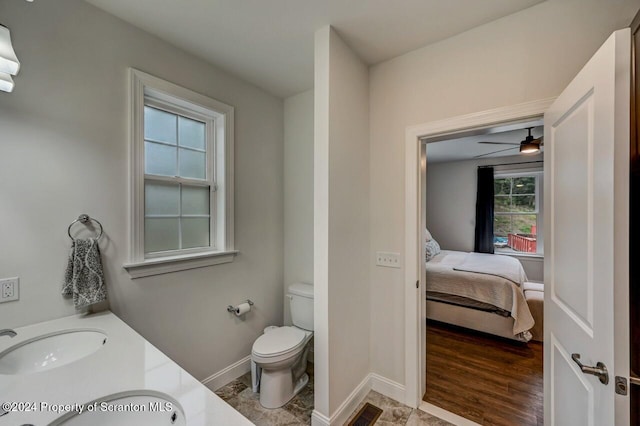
top-left (474, 167), bottom-right (495, 254)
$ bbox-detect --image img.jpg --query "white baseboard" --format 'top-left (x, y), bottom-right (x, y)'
top-left (311, 373), bottom-right (371, 426)
top-left (206, 359), bottom-right (406, 426)
top-left (201, 355), bottom-right (252, 391)
top-left (311, 372), bottom-right (406, 426)
top-left (311, 410), bottom-right (331, 426)
top-left (370, 373), bottom-right (406, 403)
top-left (329, 373), bottom-right (373, 426)
top-left (419, 401), bottom-right (481, 426)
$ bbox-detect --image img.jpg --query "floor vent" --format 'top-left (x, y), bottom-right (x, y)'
top-left (348, 402), bottom-right (383, 426)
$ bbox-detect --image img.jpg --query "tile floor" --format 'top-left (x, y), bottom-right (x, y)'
top-left (214, 365), bottom-right (453, 426)
top-left (214, 369), bottom-right (314, 425)
top-left (346, 391), bottom-right (454, 426)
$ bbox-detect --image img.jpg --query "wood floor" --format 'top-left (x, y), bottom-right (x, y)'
top-left (424, 320), bottom-right (543, 426)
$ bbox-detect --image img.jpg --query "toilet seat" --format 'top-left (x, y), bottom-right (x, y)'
top-left (252, 326), bottom-right (306, 358)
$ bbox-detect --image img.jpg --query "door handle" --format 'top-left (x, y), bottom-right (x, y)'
top-left (571, 353), bottom-right (609, 385)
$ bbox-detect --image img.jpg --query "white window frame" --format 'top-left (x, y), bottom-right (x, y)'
top-left (124, 69), bottom-right (236, 278)
top-left (494, 170), bottom-right (544, 256)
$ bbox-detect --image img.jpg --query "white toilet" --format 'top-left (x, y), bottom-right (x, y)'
top-left (251, 282), bottom-right (313, 409)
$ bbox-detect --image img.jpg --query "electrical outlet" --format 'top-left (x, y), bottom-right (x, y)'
top-left (376, 252), bottom-right (401, 268)
top-left (0, 277), bottom-right (19, 303)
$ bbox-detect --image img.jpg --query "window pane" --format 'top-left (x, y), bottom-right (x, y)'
top-left (145, 141), bottom-right (177, 176)
top-left (512, 214), bottom-right (537, 235)
top-left (181, 218), bottom-right (210, 249)
top-left (495, 196), bottom-right (510, 213)
top-left (179, 117), bottom-right (206, 150)
top-left (494, 215), bottom-right (512, 238)
top-left (145, 181), bottom-right (179, 215)
top-left (512, 195), bottom-right (536, 212)
top-left (495, 214), bottom-right (537, 236)
top-left (144, 106), bottom-right (177, 144)
top-left (182, 186), bottom-right (210, 215)
top-left (145, 218), bottom-right (179, 253)
top-left (179, 148), bottom-right (206, 179)
top-left (513, 176), bottom-right (536, 194)
top-left (494, 178), bottom-right (511, 195)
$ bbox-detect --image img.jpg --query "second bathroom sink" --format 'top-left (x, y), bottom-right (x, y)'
top-left (49, 391), bottom-right (185, 425)
top-left (0, 329), bottom-right (107, 375)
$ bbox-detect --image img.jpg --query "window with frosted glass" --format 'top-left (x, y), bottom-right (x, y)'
top-left (143, 106), bottom-right (210, 254)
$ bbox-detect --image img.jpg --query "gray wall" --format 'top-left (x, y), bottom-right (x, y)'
top-left (283, 89), bottom-right (314, 325)
top-left (0, 0), bottom-right (284, 381)
top-left (425, 154), bottom-right (544, 281)
top-left (368, 0), bottom-right (638, 384)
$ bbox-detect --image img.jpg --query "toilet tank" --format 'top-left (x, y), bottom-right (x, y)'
top-left (288, 283), bottom-right (314, 331)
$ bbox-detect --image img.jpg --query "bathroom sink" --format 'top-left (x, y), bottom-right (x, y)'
top-left (49, 391), bottom-right (185, 426)
top-left (0, 329), bottom-right (107, 375)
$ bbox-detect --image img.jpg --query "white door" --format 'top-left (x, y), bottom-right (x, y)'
top-left (544, 29), bottom-right (630, 426)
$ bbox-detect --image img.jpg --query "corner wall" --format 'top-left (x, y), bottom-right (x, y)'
top-left (284, 89), bottom-right (314, 325)
top-left (0, 0), bottom-right (284, 382)
top-left (314, 26), bottom-right (371, 422)
top-left (369, 0), bottom-right (638, 387)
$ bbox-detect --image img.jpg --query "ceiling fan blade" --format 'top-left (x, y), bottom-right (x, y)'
top-left (478, 141), bottom-right (520, 145)
top-left (473, 146), bottom-right (519, 159)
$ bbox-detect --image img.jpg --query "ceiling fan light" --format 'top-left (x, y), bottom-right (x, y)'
top-left (0, 71), bottom-right (14, 93)
top-left (0, 25), bottom-right (20, 75)
top-left (520, 142), bottom-right (539, 154)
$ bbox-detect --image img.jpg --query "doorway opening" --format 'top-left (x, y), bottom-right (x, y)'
top-left (422, 122), bottom-right (545, 425)
top-left (401, 97), bottom-right (555, 419)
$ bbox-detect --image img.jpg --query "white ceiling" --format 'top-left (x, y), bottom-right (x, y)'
top-left (83, 0), bottom-right (544, 98)
top-left (426, 125), bottom-right (544, 163)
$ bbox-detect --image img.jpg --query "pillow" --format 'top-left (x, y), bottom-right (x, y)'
top-left (425, 228), bottom-right (433, 242)
top-left (425, 238), bottom-right (441, 262)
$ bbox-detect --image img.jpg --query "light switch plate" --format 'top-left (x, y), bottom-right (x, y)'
top-left (0, 277), bottom-right (19, 303)
top-left (376, 252), bottom-right (401, 268)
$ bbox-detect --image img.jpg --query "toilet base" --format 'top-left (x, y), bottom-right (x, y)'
top-left (293, 373), bottom-right (309, 396)
top-left (258, 371), bottom-right (309, 409)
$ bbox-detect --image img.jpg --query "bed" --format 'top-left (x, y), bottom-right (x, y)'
top-left (425, 250), bottom-right (535, 342)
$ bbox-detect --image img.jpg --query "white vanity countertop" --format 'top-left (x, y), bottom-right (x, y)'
top-left (0, 311), bottom-right (254, 425)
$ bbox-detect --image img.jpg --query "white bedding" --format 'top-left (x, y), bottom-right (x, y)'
top-left (426, 250), bottom-right (535, 336)
top-left (453, 251), bottom-right (527, 285)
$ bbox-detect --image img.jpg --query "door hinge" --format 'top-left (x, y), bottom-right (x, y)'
top-left (416, 280), bottom-right (419, 289)
top-left (615, 376), bottom-right (628, 395)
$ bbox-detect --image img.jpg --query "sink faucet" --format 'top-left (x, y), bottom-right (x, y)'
top-left (0, 329), bottom-right (16, 338)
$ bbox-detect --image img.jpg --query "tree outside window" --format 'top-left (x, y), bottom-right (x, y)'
top-left (494, 175), bottom-right (540, 253)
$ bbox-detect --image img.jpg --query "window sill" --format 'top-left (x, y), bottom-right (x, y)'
top-left (123, 250), bottom-right (238, 279)
top-left (496, 251), bottom-right (544, 261)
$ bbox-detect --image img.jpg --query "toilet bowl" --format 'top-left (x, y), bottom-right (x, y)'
top-left (251, 283), bottom-right (313, 409)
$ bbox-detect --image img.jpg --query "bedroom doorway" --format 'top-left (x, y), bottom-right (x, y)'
top-left (421, 124), bottom-right (545, 425)
top-left (402, 99), bottom-right (554, 417)
top-left (405, 28), bottom-right (631, 426)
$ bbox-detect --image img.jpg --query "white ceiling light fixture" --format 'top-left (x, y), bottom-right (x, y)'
top-left (0, 23), bottom-right (20, 92)
top-left (0, 72), bottom-right (14, 93)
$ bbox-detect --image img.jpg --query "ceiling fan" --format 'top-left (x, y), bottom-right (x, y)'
top-left (474, 127), bottom-right (543, 158)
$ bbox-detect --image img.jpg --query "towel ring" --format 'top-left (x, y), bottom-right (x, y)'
top-left (67, 214), bottom-right (104, 241)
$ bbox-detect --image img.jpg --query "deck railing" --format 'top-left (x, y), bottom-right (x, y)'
top-left (508, 233), bottom-right (537, 253)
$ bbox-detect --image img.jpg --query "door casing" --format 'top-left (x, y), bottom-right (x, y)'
top-left (403, 98), bottom-right (556, 408)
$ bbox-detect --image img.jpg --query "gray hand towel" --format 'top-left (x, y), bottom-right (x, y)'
top-left (62, 238), bottom-right (107, 308)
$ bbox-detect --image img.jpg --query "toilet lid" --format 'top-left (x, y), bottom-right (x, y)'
top-left (252, 327), bottom-right (306, 357)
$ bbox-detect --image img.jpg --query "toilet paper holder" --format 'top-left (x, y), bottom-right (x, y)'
top-left (227, 299), bottom-right (254, 313)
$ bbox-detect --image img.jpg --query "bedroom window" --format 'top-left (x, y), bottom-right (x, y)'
top-left (125, 69), bottom-right (236, 278)
top-left (494, 173), bottom-right (543, 255)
